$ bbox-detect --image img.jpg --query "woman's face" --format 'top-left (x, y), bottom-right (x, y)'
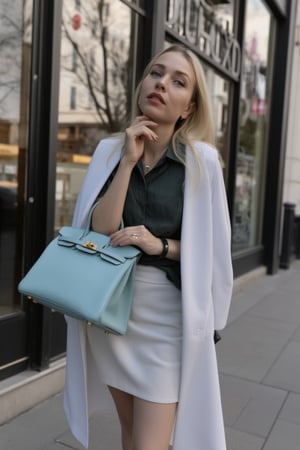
top-left (138, 51), bottom-right (196, 126)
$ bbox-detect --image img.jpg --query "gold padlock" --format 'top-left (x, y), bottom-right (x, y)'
top-left (83, 241), bottom-right (97, 250)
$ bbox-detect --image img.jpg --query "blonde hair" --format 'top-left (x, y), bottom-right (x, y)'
top-left (133, 44), bottom-right (215, 172)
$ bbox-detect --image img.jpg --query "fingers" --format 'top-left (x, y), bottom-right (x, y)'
top-left (110, 226), bottom-right (146, 248)
top-left (126, 116), bottom-right (159, 143)
top-left (126, 127), bottom-right (158, 144)
top-left (110, 226), bottom-right (163, 257)
top-left (126, 125), bottom-right (158, 143)
top-left (123, 116), bottom-right (159, 167)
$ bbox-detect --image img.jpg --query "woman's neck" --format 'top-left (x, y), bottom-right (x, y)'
top-left (143, 124), bottom-right (174, 158)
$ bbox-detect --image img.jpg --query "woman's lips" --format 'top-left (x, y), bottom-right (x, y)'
top-left (147, 93), bottom-right (165, 104)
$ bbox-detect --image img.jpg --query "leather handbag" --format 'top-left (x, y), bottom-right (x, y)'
top-left (18, 203), bottom-right (140, 335)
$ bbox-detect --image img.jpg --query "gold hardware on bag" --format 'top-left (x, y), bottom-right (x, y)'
top-left (87, 321), bottom-right (93, 327)
top-left (83, 241), bottom-right (97, 250)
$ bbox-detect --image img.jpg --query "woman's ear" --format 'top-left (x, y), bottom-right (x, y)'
top-left (181, 102), bottom-right (196, 119)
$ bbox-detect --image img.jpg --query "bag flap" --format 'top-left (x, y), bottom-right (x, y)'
top-left (58, 226), bottom-right (140, 261)
top-left (102, 243), bottom-right (140, 260)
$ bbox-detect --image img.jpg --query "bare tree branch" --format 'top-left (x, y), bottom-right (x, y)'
top-left (62, 21), bottom-right (107, 125)
top-left (61, 0), bottom-right (130, 133)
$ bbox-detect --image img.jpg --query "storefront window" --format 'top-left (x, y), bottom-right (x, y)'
top-left (0, 0), bottom-right (32, 316)
top-left (121, 0), bottom-right (145, 7)
top-left (56, 0), bottom-right (144, 230)
top-left (205, 67), bottom-right (231, 178)
top-left (232, 0), bottom-right (274, 251)
top-left (166, 0), bottom-right (237, 78)
top-left (166, 0), bottom-right (234, 37)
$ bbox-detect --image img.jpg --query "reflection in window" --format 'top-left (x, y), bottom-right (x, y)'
top-left (166, 0), bottom-right (234, 51)
top-left (121, 0), bottom-right (145, 8)
top-left (56, 0), bottom-right (143, 229)
top-left (75, 0), bottom-right (81, 11)
top-left (0, 0), bottom-right (32, 315)
top-left (70, 86), bottom-right (77, 109)
top-left (71, 47), bottom-right (78, 72)
top-left (205, 67), bottom-right (230, 176)
top-left (232, 0), bottom-right (274, 251)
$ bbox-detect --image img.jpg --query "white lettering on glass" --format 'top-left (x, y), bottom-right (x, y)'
top-left (166, 0), bottom-right (241, 78)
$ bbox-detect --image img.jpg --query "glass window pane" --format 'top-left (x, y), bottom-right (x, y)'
top-left (205, 68), bottom-right (231, 178)
top-left (232, 0), bottom-right (275, 251)
top-left (121, 0), bottom-right (145, 8)
top-left (0, 0), bottom-right (32, 316)
top-left (166, 0), bottom-right (234, 47)
top-left (56, 0), bottom-right (143, 230)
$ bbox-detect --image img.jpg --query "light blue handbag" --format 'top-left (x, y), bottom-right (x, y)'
top-left (18, 203), bottom-right (140, 335)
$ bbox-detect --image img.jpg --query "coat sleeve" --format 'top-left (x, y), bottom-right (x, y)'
top-left (211, 157), bottom-right (233, 330)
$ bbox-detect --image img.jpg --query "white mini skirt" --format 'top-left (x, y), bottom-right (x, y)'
top-left (87, 265), bottom-right (183, 403)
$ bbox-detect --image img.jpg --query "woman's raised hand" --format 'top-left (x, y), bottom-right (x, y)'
top-left (123, 116), bottom-right (158, 167)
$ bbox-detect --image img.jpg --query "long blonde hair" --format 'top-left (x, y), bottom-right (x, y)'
top-left (133, 44), bottom-right (215, 172)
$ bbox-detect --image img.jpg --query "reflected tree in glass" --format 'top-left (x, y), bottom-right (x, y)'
top-left (61, 1), bottom-right (137, 136)
top-left (0, 0), bottom-right (32, 311)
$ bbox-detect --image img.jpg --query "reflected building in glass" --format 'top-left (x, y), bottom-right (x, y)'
top-left (233, 0), bottom-right (273, 251)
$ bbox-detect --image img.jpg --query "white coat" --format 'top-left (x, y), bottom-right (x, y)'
top-left (64, 136), bottom-right (233, 450)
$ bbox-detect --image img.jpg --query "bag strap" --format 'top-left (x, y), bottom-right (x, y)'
top-left (81, 201), bottom-right (100, 238)
top-left (81, 201), bottom-right (124, 238)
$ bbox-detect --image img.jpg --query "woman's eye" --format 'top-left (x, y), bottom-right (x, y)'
top-left (174, 79), bottom-right (185, 87)
top-left (150, 70), bottom-right (162, 77)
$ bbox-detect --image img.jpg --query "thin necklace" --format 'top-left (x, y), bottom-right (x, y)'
top-left (142, 150), bottom-right (166, 173)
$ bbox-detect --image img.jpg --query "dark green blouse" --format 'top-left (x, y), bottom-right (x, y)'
top-left (100, 142), bottom-right (185, 290)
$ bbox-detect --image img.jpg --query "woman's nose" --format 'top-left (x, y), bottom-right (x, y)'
top-left (155, 77), bottom-right (167, 91)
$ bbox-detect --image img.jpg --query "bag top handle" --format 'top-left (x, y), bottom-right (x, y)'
top-left (80, 201), bottom-right (100, 238)
top-left (81, 201), bottom-right (124, 238)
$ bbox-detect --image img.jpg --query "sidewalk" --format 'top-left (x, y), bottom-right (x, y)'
top-left (1, 260), bottom-right (300, 450)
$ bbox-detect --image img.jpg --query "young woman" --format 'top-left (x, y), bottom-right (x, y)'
top-left (64, 44), bottom-right (233, 450)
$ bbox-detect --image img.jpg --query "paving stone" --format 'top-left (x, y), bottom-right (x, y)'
top-left (278, 277), bottom-right (300, 294)
top-left (249, 287), bottom-right (300, 324)
top-left (233, 386), bottom-right (286, 437)
top-left (279, 393), bottom-right (300, 425)
top-left (264, 340), bottom-right (300, 393)
top-left (55, 411), bottom-right (121, 450)
top-left (220, 374), bottom-right (286, 437)
top-left (0, 394), bottom-right (68, 450)
top-left (263, 419), bottom-right (300, 450)
top-left (225, 427), bottom-right (264, 450)
top-left (0, 394), bottom-right (120, 450)
top-left (238, 272), bottom-right (286, 299)
top-left (217, 314), bottom-right (297, 382)
top-left (227, 290), bottom-right (264, 324)
top-left (291, 325), bottom-right (300, 342)
top-left (41, 442), bottom-right (72, 450)
top-left (220, 374), bottom-right (256, 426)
